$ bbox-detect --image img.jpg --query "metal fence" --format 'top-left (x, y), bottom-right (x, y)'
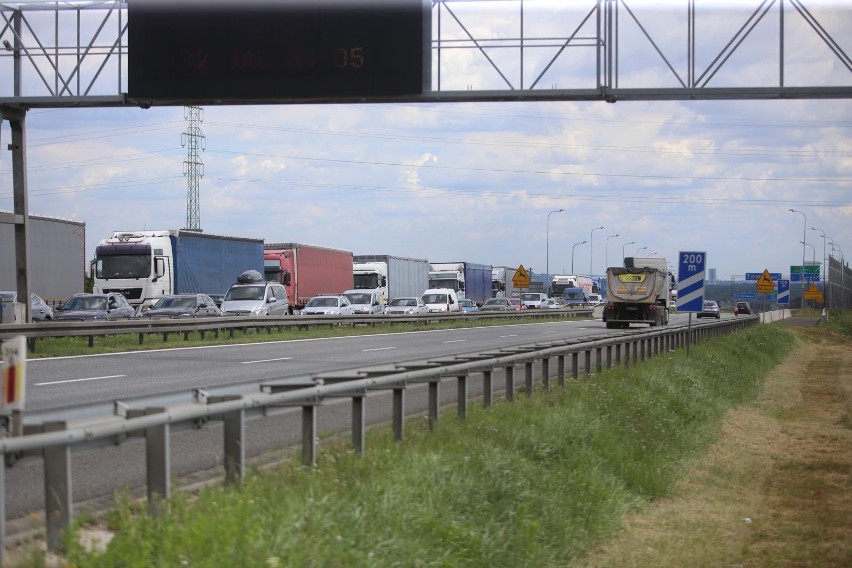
top-left (827, 255), bottom-right (852, 311)
top-left (0, 315), bottom-right (759, 559)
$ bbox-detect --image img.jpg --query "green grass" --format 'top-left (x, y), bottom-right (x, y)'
top-left (823, 309), bottom-right (852, 338)
top-left (23, 314), bottom-right (581, 359)
top-left (49, 324), bottom-right (794, 568)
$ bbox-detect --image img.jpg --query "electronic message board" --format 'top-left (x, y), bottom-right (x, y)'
top-left (128, 0), bottom-right (428, 102)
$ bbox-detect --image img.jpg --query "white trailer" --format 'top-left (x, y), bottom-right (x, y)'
top-left (353, 255), bottom-right (429, 303)
top-left (0, 212), bottom-right (86, 302)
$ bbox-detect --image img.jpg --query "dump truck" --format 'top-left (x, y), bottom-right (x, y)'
top-left (603, 257), bottom-right (671, 328)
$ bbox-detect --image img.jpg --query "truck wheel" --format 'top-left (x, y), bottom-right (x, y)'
top-left (606, 321), bottom-right (616, 329)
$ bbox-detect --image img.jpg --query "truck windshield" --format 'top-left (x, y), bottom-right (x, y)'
top-left (95, 254), bottom-right (151, 279)
top-left (353, 273), bottom-right (379, 289)
top-left (428, 278), bottom-right (459, 291)
top-left (564, 291), bottom-right (585, 300)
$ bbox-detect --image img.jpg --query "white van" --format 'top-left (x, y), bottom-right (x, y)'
top-left (221, 270), bottom-right (290, 316)
top-left (520, 292), bottom-right (549, 309)
top-left (343, 289), bottom-right (384, 315)
top-left (421, 288), bottom-right (460, 313)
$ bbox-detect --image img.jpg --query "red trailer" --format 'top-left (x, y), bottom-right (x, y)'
top-left (263, 243), bottom-right (353, 312)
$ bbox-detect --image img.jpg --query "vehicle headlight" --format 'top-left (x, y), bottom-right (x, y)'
top-left (252, 307), bottom-right (267, 316)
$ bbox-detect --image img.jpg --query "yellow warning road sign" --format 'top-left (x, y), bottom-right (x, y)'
top-left (804, 283), bottom-right (823, 302)
top-left (756, 269), bottom-right (775, 293)
top-left (512, 265), bottom-right (531, 288)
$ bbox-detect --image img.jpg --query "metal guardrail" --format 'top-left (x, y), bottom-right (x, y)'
top-left (0, 314), bottom-right (758, 558)
top-left (0, 308), bottom-right (594, 352)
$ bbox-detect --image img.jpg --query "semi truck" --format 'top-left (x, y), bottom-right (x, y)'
top-left (352, 254), bottom-right (429, 303)
top-left (602, 257), bottom-right (672, 328)
top-left (428, 262), bottom-right (492, 306)
top-left (1, 212), bottom-right (86, 303)
top-left (264, 243), bottom-right (353, 312)
top-left (92, 230), bottom-right (263, 311)
top-left (491, 266), bottom-right (519, 299)
top-left (549, 274), bottom-right (597, 299)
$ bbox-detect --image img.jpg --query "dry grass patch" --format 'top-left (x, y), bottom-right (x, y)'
top-left (576, 328), bottom-right (852, 568)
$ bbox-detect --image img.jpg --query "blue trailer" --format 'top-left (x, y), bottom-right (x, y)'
top-left (428, 262), bottom-right (493, 306)
top-left (93, 229), bottom-right (263, 310)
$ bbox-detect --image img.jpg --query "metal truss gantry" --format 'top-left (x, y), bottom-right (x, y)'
top-left (0, 0), bottom-right (849, 108)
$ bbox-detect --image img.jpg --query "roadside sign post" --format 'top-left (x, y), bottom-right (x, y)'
top-left (777, 279), bottom-right (790, 308)
top-left (513, 265), bottom-right (530, 308)
top-left (676, 251), bottom-right (706, 357)
top-left (1, 335), bottom-right (27, 438)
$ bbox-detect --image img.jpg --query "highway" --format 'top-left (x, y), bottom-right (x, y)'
top-left (7, 313), bottom-right (704, 525)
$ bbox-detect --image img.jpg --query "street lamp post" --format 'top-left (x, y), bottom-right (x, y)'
top-left (801, 241), bottom-right (816, 308)
top-left (622, 241), bottom-right (635, 263)
top-left (605, 234), bottom-right (620, 272)
top-left (811, 227), bottom-right (827, 293)
top-left (589, 226), bottom-right (604, 277)
top-left (546, 209), bottom-right (564, 279)
top-left (789, 209), bottom-right (807, 309)
top-left (635, 246), bottom-right (648, 257)
top-left (571, 240), bottom-right (587, 274)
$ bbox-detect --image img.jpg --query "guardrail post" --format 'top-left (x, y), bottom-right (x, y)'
top-left (482, 369), bottom-right (493, 407)
top-left (584, 349), bottom-right (592, 376)
top-left (557, 355), bottom-right (566, 387)
top-left (572, 352), bottom-right (579, 380)
top-left (43, 421), bottom-right (72, 553)
top-left (524, 361), bottom-right (534, 395)
top-left (606, 344), bottom-right (613, 369)
top-left (352, 394), bottom-right (366, 454)
top-left (541, 357), bottom-right (551, 391)
top-left (0, 452), bottom-right (5, 565)
top-left (145, 408), bottom-right (169, 517)
top-left (428, 380), bottom-right (440, 430)
top-left (302, 404), bottom-right (317, 466)
top-left (632, 339), bottom-right (640, 365)
top-left (456, 374), bottom-right (468, 420)
top-left (595, 347), bottom-right (603, 373)
top-left (392, 387), bottom-right (405, 441)
top-left (640, 338), bottom-right (647, 362)
top-left (504, 365), bottom-right (515, 401)
top-left (223, 407), bottom-right (245, 486)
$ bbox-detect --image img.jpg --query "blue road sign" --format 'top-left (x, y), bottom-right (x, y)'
top-left (677, 251), bottom-right (706, 312)
top-left (735, 293), bottom-right (757, 300)
top-left (746, 272), bottom-right (782, 281)
top-left (777, 279), bottom-right (790, 305)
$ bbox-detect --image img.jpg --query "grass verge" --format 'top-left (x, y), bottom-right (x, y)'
top-left (29, 323), bottom-right (796, 567)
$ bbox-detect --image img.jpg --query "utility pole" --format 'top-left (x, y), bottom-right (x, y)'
top-left (183, 105), bottom-right (205, 231)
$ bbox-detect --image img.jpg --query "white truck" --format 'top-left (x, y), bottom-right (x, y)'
top-left (352, 255), bottom-right (430, 303)
top-left (428, 262), bottom-right (492, 306)
top-left (491, 266), bottom-right (519, 299)
top-left (549, 274), bottom-right (596, 299)
top-left (92, 230), bottom-right (264, 311)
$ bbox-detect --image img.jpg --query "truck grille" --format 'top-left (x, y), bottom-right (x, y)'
top-left (103, 288), bottom-right (142, 300)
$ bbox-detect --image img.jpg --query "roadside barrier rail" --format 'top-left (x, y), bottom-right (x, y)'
top-left (0, 314), bottom-right (759, 559)
top-left (0, 308), bottom-right (594, 352)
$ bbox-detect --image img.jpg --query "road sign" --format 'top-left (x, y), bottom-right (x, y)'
top-left (790, 265), bottom-right (820, 282)
top-left (777, 279), bottom-right (790, 305)
top-left (1, 336), bottom-right (27, 411)
top-left (512, 265), bottom-right (531, 288)
top-left (676, 251), bottom-right (705, 312)
top-left (746, 272), bottom-right (782, 281)
top-left (804, 283), bottom-right (824, 302)
top-left (756, 269), bottom-right (775, 293)
top-left (734, 293), bottom-right (757, 300)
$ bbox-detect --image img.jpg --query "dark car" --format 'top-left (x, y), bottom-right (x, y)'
top-left (697, 300), bottom-right (721, 319)
top-left (734, 301), bottom-right (753, 315)
top-left (140, 294), bottom-right (222, 319)
top-left (55, 292), bottom-right (136, 321)
top-left (480, 298), bottom-right (514, 312)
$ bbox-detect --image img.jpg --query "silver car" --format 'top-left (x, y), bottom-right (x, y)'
top-left (31, 293), bottom-right (55, 321)
top-left (221, 270), bottom-right (290, 316)
top-left (301, 295), bottom-right (354, 316)
top-left (140, 294), bottom-right (222, 319)
top-left (384, 297), bottom-right (426, 315)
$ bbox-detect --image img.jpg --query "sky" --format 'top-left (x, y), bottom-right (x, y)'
top-left (1, 0), bottom-right (850, 282)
